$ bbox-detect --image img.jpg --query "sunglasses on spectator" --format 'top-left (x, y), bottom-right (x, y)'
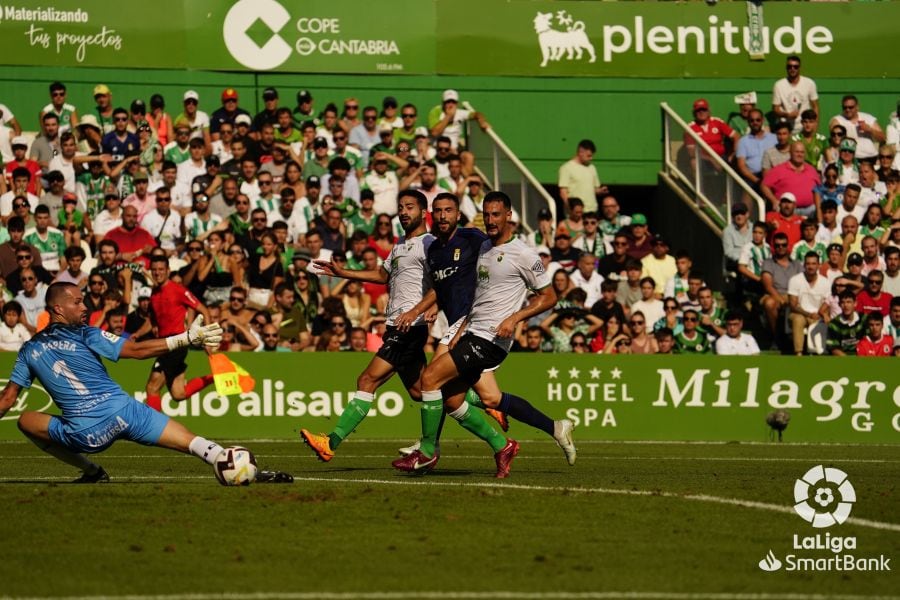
top-left (16, 254), bottom-right (31, 260)
top-left (236, 200), bottom-right (249, 206)
top-left (831, 132), bottom-right (844, 138)
top-left (613, 241), bottom-right (628, 247)
top-left (295, 274), bottom-right (308, 280)
top-left (774, 243), bottom-right (788, 248)
top-left (843, 104), bottom-right (857, 110)
top-left (402, 113), bottom-right (416, 118)
top-left (90, 279), bottom-right (104, 285)
top-left (665, 305), bottom-right (678, 310)
top-left (616, 339), bottom-right (630, 347)
top-left (787, 63), bottom-right (800, 69)
top-left (334, 135), bottom-right (346, 141)
top-left (52, 91), bottom-right (65, 97)
top-left (869, 279), bottom-right (883, 285)
top-left (363, 115), bottom-right (376, 121)
top-left (188, 246), bottom-right (203, 252)
top-left (259, 180), bottom-right (272, 185)
top-left (571, 342), bottom-right (586, 348)
top-left (683, 316), bottom-right (698, 322)
top-left (263, 333), bottom-right (279, 338)
top-left (252, 217), bottom-right (267, 222)
top-left (437, 145), bottom-right (450, 151)
top-left (230, 249), bottom-right (244, 255)
top-left (345, 104), bottom-right (358, 110)
top-left (156, 197), bottom-right (171, 202)
top-left (630, 320), bottom-right (644, 325)
top-left (20, 276), bottom-right (35, 281)
top-left (331, 321), bottom-right (346, 327)
top-left (13, 203), bottom-right (28, 208)
top-left (230, 296), bottom-right (246, 302)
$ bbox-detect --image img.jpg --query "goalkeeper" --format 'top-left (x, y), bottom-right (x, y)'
top-left (0, 282), bottom-right (229, 482)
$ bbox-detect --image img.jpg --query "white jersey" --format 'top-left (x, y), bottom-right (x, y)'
top-left (383, 232), bottom-right (434, 327)
top-left (467, 237), bottom-right (551, 351)
top-left (715, 333), bottom-right (760, 356)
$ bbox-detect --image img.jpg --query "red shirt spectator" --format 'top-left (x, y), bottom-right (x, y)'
top-left (685, 99), bottom-right (737, 158)
top-left (761, 142), bottom-right (821, 210)
top-left (857, 334), bottom-right (893, 356)
top-left (5, 159), bottom-right (41, 195)
top-left (766, 194), bottom-right (804, 250)
top-left (151, 279), bottom-right (200, 337)
top-left (104, 206), bottom-right (157, 269)
top-left (855, 277), bottom-right (892, 315)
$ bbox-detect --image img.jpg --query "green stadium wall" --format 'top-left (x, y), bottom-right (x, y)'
top-left (1, 352), bottom-right (897, 443)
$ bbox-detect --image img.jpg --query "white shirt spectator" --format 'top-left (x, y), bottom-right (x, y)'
top-left (170, 181), bottom-right (193, 213)
top-left (362, 170), bottom-right (400, 216)
top-left (787, 272), bottom-right (831, 314)
top-left (183, 212), bottom-right (223, 241)
top-left (16, 285), bottom-right (47, 327)
top-left (772, 76), bottom-right (818, 133)
top-left (836, 203), bottom-right (866, 225)
top-left (858, 181), bottom-right (887, 210)
top-left (569, 269), bottom-right (604, 309)
top-left (715, 332), bottom-right (760, 355)
top-left (630, 298), bottom-right (665, 327)
top-left (141, 210), bottom-right (183, 251)
top-left (240, 179), bottom-right (261, 203)
top-left (0, 320), bottom-right (30, 351)
top-left (210, 140), bottom-right (233, 164)
top-left (176, 159), bottom-right (206, 187)
top-left (0, 191), bottom-right (39, 216)
top-left (48, 154), bottom-right (79, 193)
top-left (832, 112), bottom-right (881, 160)
top-left (433, 107), bottom-right (471, 151)
top-left (93, 209), bottom-right (123, 238)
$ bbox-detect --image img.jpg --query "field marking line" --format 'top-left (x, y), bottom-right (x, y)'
top-left (5, 591), bottom-right (900, 600)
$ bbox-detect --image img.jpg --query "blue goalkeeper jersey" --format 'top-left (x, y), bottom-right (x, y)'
top-left (10, 323), bottom-right (131, 418)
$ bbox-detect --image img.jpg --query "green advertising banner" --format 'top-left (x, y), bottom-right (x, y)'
top-left (0, 353), bottom-right (897, 443)
top-left (0, 0), bottom-right (897, 77)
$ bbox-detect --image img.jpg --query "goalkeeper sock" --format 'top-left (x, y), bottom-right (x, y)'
top-left (189, 437), bottom-right (224, 465)
top-left (419, 390), bottom-right (444, 458)
top-left (329, 391), bottom-right (374, 449)
top-left (184, 374), bottom-right (215, 398)
top-left (146, 394), bottom-right (162, 411)
top-left (464, 388), bottom-right (486, 409)
top-left (499, 392), bottom-right (554, 436)
top-left (448, 402), bottom-right (506, 453)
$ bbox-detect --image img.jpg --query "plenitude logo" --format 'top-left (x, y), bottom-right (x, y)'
top-left (757, 465), bottom-right (891, 573)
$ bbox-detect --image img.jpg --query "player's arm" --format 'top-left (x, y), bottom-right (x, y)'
top-left (0, 381), bottom-right (22, 418)
top-left (496, 285), bottom-right (557, 338)
top-left (313, 256), bottom-right (388, 284)
top-left (119, 316), bottom-right (222, 359)
top-left (395, 289), bottom-right (437, 332)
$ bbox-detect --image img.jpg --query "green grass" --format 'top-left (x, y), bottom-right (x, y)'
top-left (0, 438), bottom-right (897, 599)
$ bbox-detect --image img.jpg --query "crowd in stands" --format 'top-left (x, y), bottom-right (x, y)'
top-left (0, 66), bottom-right (896, 357)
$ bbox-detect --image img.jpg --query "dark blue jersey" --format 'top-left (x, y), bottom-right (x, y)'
top-left (426, 227), bottom-right (489, 323)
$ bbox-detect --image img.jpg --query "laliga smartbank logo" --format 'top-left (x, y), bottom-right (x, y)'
top-left (223, 0), bottom-right (401, 71)
top-left (532, 11), bottom-right (835, 66)
top-left (757, 465), bottom-right (891, 574)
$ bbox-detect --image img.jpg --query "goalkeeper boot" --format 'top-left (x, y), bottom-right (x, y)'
top-left (72, 466), bottom-right (109, 484)
top-left (300, 429), bottom-right (335, 462)
top-left (485, 408), bottom-right (509, 432)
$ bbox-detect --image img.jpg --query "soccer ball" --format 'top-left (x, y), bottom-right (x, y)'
top-left (214, 446), bottom-right (258, 486)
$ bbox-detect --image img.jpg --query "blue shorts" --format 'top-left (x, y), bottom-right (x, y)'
top-left (48, 399), bottom-right (170, 454)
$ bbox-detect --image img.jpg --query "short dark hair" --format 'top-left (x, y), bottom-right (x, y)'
top-left (398, 189), bottom-right (427, 210)
top-left (45, 282), bottom-right (78, 311)
top-left (434, 192), bottom-right (459, 207)
top-left (49, 81), bottom-right (66, 93)
top-left (64, 245), bottom-right (86, 261)
top-left (34, 205), bottom-right (50, 216)
top-left (484, 191), bottom-right (511, 210)
top-left (3, 300), bottom-right (22, 316)
top-left (578, 139), bottom-right (596, 153)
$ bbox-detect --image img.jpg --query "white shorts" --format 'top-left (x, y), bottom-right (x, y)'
top-left (440, 316), bottom-right (499, 372)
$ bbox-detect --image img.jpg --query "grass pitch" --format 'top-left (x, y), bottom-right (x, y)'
top-left (0, 438), bottom-right (897, 599)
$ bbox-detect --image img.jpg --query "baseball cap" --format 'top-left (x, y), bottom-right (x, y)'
top-left (847, 252), bottom-right (864, 265)
top-left (827, 243), bottom-right (843, 253)
top-left (733, 92), bottom-right (757, 105)
top-left (206, 154), bottom-right (220, 166)
top-left (631, 213), bottom-right (648, 225)
top-left (840, 139), bottom-right (857, 152)
top-left (262, 87), bottom-right (278, 100)
top-left (221, 88), bottom-right (238, 101)
top-left (779, 192), bottom-right (797, 203)
top-left (293, 248), bottom-right (313, 261)
top-left (306, 175), bottom-right (321, 188)
top-left (63, 192), bottom-right (77, 203)
top-left (537, 207), bottom-right (553, 221)
top-left (183, 90), bottom-right (199, 103)
top-left (378, 122), bottom-right (393, 134)
top-left (137, 287), bottom-right (153, 300)
top-left (535, 245), bottom-right (551, 256)
top-left (383, 96), bottom-right (398, 108)
top-left (313, 136), bottom-right (329, 148)
top-left (442, 89), bottom-right (459, 103)
top-left (234, 114), bottom-right (252, 126)
top-left (555, 232), bottom-right (571, 240)
top-left (93, 84), bottom-right (111, 97)
top-left (130, 99), bottom-right (146, 113)
top-left (11, 136), bottom-right (27, 148)
top-left (297, 90), bottom-right (312, 104)
top-left (414, 126), bottom-right (429, 138)
top-left (731, 202), bottom-right (749, 216)
top-left (652, 236), bottom-right (669, 246)
top-left (693, 99), bottom-right (709, 111)
top-left (132, 170), bottom-right (149, 182)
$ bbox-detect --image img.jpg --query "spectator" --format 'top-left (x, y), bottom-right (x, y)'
top-left (735, 109), bottom-right (776, 189)
top-left (40, 81), bottom-right (76, 133)
top-left (761, 232), bottom-right (802, 344)
top-left (556, 197), bottom-right (585, 239)
top-left (737, 221), bottom-right (772, 297)
top-left (827, 290), bottom-right (866, 356)
top-left (101, 107), bottom-right (139, 159)
top-left (791, 218), bottom-right (827, 263)
top-left (590, 279), bottom-right (626, 326)
top-left (0, 300), bottom-right (30, 351)
top-left (141, 190), bottom-right (182, 256)
top-left (697, 286), bottom-right (726, 340)
top-left (876, 145), bottom-right (899, 182)
top-left (123, 171), bottom-right (156, 221)
top-left (834, 139), bottom-right (859, 186)
top-left (860, 204), bottom-right (887, 242)
top-left (723, 203), bottom-right (752, 273)
top-left (572, 211), bottom-right (607, 260)
top-left (558, 139), bottom-right (606, 214)
top-left (641, 236), bottom-right (676, 297)
top-left (5, 148), bottom-right (41, 200)
top-left (362, 155), bottom-right (400, 217)
top-left (655, 327), bottom-right (676, 354)
top-left (540, 305), bottom-right (602, 353)
top-left (685, 98), bottom-right (739, 162)
top-left (838, 213), bottom-right (864, 263)
top-left (817, 199), bottom-right (840, 244)
top-left (788, 252), bottom-right (831, 355)
top-left (269, 282), bottom-right (310, 350)
top-left (761, 142), bottom-right (821, 217)
top-left (813, 167), bottom-right (844, 225)
top-left (631, 277), bottom-right (665, 326)
top-left (653, 298), bottom-right (683, 335)
top-left (550, 232), bottom-right (580, 272)
top-left (856, 312), bottom-right (893, 356)
top-left (30, 113), bottom-right (61, 170)
top-left (772, 55), bottom-right (819, 132)
top-left (616, 259), bottom-right (643, 311)
top-left (596, 314), bottom-right (629, 355)
top-left (427, 89), bottom-right (487, 174)
top-left (23, 205), bottom-right (65, 274)
top-left (6, 246), bottom-right (52, 295)
top-left (349, 106), bottom-right (380, 166)
top-left (679, 271), bottom-right (704, 313)
top-left (761, 119), bottom-right (793, 176)
top-left (53, 245), bottom-right (88, 288)
top-left (884, 247), bottom-right (900, 296)
top-left (514, 325), bottom-right (545, 353)
top-left (857, 161), bottom-right (887, 210)
top-left (821, 243), bottom-right (845, 283)
top-left (886, 296), bottom-right (900, 339)
top-left (766, 192), bottom-right (804, 250)
top-left (598, 195), bottom-right (631, 245)
top-left (93, 191), bottom-right (124, 244)
top-left (856, 270), bottom-right (892, 315)
top-left (0, 216), bottom-right (40, 275)
top-left (569, 252), bottom-right (603, 308)
top-left (823, 124), bottom-right (847, 167)
top-left (829, 95), bottom-right (885, 161)
top-left (15, 267), bottom-right (46, 334)
top-left (715, 311), bottom-right (760, 356)
top-left (792, 109), bottom-right (828, 168)
top-left (627, 310), bottom-right (658, 354)
top-left (626, 213), bottom-right (653, 260)
top-left (675, 309), bottom-right (711, 354)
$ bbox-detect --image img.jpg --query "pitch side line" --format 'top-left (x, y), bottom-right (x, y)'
top-left (5, 591), bottom-right (900, 600)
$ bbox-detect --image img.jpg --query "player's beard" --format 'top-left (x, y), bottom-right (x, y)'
top-left (401, 215), bottom-right (422, 234)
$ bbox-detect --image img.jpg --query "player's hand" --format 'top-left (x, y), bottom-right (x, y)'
top-left (187, 315), bottom-right (223, 349)
top-left (394, 308), bottom-right (419, 332)
top-left (423, 304), bottom-right (439, 324)
top-left (494, 316), bottom-right (517, 339)
top-left (313, 258), bottom-right (339, 276)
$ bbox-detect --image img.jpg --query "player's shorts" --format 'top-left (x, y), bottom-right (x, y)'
top-left (48, 399), bottom-right (170, 454)
top-left (377, 325), bottom-right (428, 389)
top-left (440, 317), bottom-right (499, 372)
top-left (448, 333), bottom-right (508, 387)
top-left (152, 347), bottom-right (188, 379)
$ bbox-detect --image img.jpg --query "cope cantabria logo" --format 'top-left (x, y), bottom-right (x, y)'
top-left (757, 465), bottom-right (891, 573)
top-left (223, 0), bottom-right (400, 71)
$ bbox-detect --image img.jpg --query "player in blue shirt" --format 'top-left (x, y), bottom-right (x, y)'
top-left (0, 282), bottom-right (228, 482)
top-left (392, 192), bottom-right (576, 474)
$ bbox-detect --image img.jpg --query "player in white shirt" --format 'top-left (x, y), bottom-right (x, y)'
top-left (415, 191), bottom-right (558, 478)
top-left (714, 312), bottom-right (760, 355)
top-left (299, 190), bottom-right (435, 462)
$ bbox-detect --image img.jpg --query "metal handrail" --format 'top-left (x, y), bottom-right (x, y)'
top-left (660, 102), bottom-right (767, 227)
top-left (464, 102), bottom-right (557, 225)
